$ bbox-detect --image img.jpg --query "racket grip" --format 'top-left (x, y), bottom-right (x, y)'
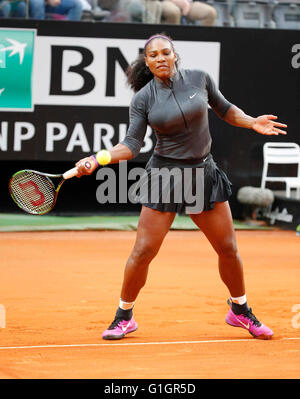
top-left (63, 167), bottom-right (78, 180)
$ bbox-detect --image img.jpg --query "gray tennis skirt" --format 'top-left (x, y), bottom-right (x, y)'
top-left (132, 153), bottom-right (232, 214)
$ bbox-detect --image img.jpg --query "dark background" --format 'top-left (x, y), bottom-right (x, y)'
top-left (0, 20), bottom-right (299, 217)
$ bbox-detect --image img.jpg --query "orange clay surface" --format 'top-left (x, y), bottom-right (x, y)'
top-left (0, 230), bottom-right (299, 379)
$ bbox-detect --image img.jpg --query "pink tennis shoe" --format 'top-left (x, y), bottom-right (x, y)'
top-left (225, 299), bottom-right (273, 340)
top-left (102, 300), bottom-right (273, 341)
top-left (102, 316), bottom-right (138, 340)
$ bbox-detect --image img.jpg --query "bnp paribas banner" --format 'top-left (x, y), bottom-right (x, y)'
top-left (0, 25), bottom-right (221, 161)
top-left (0, 23), bottom-right (298, 163)
top-left (0, 28), bottom-right (36, 111)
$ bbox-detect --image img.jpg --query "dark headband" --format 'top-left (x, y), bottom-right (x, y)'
top-left (144, 34), bottom-right (173, 51)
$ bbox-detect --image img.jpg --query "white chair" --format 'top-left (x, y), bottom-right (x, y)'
top-left (206, 0), bottom-right (234, 27)
top-left (232, 0), bottom-right (270, 28)
top-left (273, 0), bottom-right (300, 30)
top-left (261, 142), bottom-right (300, 199)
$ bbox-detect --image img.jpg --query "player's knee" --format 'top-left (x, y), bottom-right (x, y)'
top-left (131, 243), bottom-right (159, 264)
top-left (218, 239), bottom-right (238, 259)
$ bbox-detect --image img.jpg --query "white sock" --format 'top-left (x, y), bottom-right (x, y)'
top-left (231, 294), bottom-right (247, 305)
top-left (119, 299), bottom-right (134, 311)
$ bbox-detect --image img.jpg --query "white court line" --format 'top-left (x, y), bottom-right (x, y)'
top-left (0, 337), bottom-right (299, 350)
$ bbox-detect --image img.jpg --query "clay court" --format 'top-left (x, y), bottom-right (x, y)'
top-left (0, 229), bottom-right (299, 379)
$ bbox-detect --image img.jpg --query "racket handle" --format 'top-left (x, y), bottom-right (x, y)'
top-left (63, 167), bottom-right (78, 180)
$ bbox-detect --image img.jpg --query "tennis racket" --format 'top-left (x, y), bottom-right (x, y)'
top-left (8, 167), bottom-right (80, 215)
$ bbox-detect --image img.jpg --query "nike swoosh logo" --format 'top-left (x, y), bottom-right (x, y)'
top-left (121, 322), bottom-right (132, 333)
top-left (189, 93), bottom-right (197, 99)
top-left (233, 315), bottom-right (250, 329)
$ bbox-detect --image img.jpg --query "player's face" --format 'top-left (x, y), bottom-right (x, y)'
top-left (144, 38), bottom-right (177, 81)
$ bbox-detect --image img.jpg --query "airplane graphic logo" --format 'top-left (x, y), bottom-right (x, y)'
top-left (0, 29), bottom-right (36, 111)
top-left (0, 38), bottom-right (28, 64)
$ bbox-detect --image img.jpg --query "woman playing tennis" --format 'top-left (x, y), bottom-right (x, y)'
top-left (75, 33), bottom-right (287, 340)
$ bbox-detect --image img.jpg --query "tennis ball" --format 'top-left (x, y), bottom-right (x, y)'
top-left (96, 150), bottom-right (111, 166)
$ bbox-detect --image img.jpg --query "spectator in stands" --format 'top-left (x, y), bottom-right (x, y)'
top-left (97, 0), bottom-right (118, 12)
top-left (98, 0), bottom-right (137, 22)
top-left (0, 0), bottom-right (26, 17)
top-left (27, 0), bottom-right (83, 20)
top-left (108, 0), bottom-right (185, 25)
top-left (119, 0), bottom-right (148, 22)
top-left (29, 0), bottom-right (46, 18)
top-left (160, 0), bottom-right (181, 23)
top-left (136, 0), bottom-right (162, 23)
top-left (161, 0), bottom-right (217, 25)
top-left (0, 0), bottom-right (83, 19)
top-left (44, 0), bottom-right (83, 20)
top-left (0, 0), bottom-right (9, 17)
top-left (117, 0), bottom-right (187, 25)
top-left (98, 0), bottom-right (162, 23)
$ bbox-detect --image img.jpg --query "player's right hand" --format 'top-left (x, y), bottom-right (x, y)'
top-left (75, 156), bottom-right (98, 177)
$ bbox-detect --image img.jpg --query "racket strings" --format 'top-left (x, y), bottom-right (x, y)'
top-left (9, 171), bottom-right (56, 215)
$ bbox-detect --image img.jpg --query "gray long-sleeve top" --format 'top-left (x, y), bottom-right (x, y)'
top-left (121, 69), bottom-right (232, 161)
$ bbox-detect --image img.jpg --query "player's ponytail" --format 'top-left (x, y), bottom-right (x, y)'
top-left (126, 53), bottom-right (153, 93)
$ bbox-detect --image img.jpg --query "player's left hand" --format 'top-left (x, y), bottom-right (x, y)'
top-left (252, 115), bottom-right (287, 136)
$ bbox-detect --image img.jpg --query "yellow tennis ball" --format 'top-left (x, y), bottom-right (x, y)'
top-left (96, 150), bottom-right (111, 166)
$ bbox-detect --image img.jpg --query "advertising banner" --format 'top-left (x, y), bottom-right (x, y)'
top-left (0, 26), bottom-right (221, 162)
top-left (0, 20), bottom-right (299, 194)
top-left (0, 28), bottom-right (36, 111)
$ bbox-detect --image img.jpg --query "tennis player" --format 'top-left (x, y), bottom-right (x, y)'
top-left (75, 33), bottom-right (287, 340)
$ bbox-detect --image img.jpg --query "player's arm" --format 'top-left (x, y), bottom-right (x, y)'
top-left (222, 105), bottom-right (255, 129)
top-left (205, 72), bottom-right (287, 136)
top-left (75, 144), bottom-right (133, 177)
top-left (223, 104), bottom-right (287, 136)
top-left (105, 143), bottom-right (133, 163)
top-left (75, 92), bottom-right (148, 177)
